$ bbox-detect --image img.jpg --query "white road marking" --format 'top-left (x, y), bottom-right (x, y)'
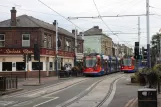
top-left (55, 80), bottom-right (101, 107)
top-left (124, 98), bottom-right (135, 107)
top-left (2, 78), bottom-right (86, 99)
top-left (42, 79), bottom-right (88, 98)
top-left (33, 97), bottom-right (59, 107)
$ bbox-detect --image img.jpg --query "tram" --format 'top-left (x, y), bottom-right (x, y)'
top-left (120, 57), bottom-right (136, 73)
top-left (83, 53), bottom-right (120, 76)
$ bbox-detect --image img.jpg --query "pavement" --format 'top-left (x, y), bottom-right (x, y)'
top-left (0, 76), bottom-right (75, 96)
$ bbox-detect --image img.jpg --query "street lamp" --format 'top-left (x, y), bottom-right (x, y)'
top-left (53, 20), bottom-right (58, 76)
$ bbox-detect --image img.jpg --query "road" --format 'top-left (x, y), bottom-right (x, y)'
top-left (0, 72), bottom-right (141, 107)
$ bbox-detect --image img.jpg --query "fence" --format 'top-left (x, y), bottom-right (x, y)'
top-left (0, 76), bottom-right (18, 91)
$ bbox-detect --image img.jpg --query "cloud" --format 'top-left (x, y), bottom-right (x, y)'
top-left (0, 0), bottom-right (161, 48)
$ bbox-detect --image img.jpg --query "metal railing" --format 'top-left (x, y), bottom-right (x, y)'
top-left (0, 76), bottom-right (18, 91)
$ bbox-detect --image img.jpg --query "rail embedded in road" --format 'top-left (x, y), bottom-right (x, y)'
top-left (56, 73), bottom-right (124, 107)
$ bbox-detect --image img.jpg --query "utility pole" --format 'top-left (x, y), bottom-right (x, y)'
top-left (54, 20), bottom-right (58, 76)
top-left (75, 27), bottom-right (77, 66)
top-left (138, 17), bottom-right (141, 67)
top-left (146, 0), bottom-right (151, 68)
top-left (138, 17), bottom-right (140, 44)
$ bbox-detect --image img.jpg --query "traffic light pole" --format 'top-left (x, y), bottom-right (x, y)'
top-left (25, 54), bottom-right (27, 80)
top-left (54, 20), bottom-right (58, 76)
top-left (39, 56), bottom-right (41, 84)
top-left (138, 17), bottom-right (141, 68)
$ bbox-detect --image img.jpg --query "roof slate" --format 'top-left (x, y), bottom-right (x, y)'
top-left (0, 15), bottom-right (83, 40)
top-left (84, 27), bottom-right (102, 36)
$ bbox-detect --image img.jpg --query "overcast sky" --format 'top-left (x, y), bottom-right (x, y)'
top-left (0, 0), bottom-right (161, 48)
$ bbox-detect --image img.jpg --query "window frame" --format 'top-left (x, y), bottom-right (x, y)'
top-left (22, 34), bottom-right (30, 47)
top-left (0, 34), bottom-right (5, 47)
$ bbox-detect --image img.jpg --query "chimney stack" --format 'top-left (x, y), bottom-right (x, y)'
top-left (94, 26), bottom-right (99, 29)
top-left (10, 7), bottom-right (17, 26)
top-left (72, 29), bottom-right (78, 35)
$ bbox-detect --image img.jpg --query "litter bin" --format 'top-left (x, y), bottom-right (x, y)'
top-left (0, 77), bottom-right (6, 91)
top-left (138, 88), bottom-right (157, 107)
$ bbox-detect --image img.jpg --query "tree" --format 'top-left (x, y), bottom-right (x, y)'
top-left (151, 33), bottom-right (161, 66)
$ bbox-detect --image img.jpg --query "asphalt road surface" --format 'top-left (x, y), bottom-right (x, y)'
top-left (0, 72), bottom-right (142, 107)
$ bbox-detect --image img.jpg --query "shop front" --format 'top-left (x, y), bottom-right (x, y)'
top-left (0, 48), bottom-right (75, 77)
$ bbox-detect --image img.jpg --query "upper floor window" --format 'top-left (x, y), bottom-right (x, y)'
top-left (77, 42), bottom-right (81, 53)
top-left (0, 34), bottom-right (5, 47)
top-left (43, 34), bottom-right (47, 48)
top-left (65, 40), bottom-right (69, 51)
top-left (47, 35), bottom-right (52, 49)
top-left (22, 34), bottom-right (30, 47)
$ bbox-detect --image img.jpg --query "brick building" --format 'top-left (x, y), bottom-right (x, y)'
top-left (0, 7), bottom-right (84, 77)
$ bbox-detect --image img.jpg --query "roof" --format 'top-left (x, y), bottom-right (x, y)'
top-left (0, 15), bottom-right (83, 40)
top-left (84, 26), bottom-right (111, 39)
top-left (84, 27), bottom-right (102, 36)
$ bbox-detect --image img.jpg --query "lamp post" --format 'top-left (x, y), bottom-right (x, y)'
top-left (146, 0), bottom-right (151, 68)
top-left (53, 20), bottom-right (58, 76)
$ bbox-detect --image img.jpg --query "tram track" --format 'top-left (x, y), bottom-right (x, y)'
top-left (1, 77), bottom-right (87, 99)
top-left (57, 73), bottom-right (123, 107)
top-left (3, 77), bottom-right (89, 107)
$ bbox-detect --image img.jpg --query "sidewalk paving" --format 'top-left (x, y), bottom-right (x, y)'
top-left (18, 76), bottom-right (58, 86)
top-left (1, 76), bottom-right (74, 96)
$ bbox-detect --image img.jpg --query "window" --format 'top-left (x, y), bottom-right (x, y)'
top-left (32, 62), bottom-right (43, 70)
top-left (49, 62), bottom-right (53, 71)
top-left (0, 34), bottom-right (5, 47)
top-left (65, 40), bottom-right (69, 51)
top-left (16, 62), bottom-right (25, 71)
top-left (43, 34), bottom-right (47, 48)
top-left (77, 42), bottom-right (81, 53)
top-left (47, 35), bottom-right (52, 49)
top-left (2, 62), bottom-right (12, 71)
top-left (58, 37), bottom-right (62, 50)
top-left (22, 34), bottom-right (30, 47)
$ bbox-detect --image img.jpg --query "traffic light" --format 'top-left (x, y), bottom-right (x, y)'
top-left (143, 48), bottom-right (148, 59)
top-left (23, 54), bottom-right (26, 62)
top-left (134, 42), bottom-right (139, 59)
top-left (28, 54), bottom-right (32, 61)
top-left (34, 44), bottom-right (40, 61)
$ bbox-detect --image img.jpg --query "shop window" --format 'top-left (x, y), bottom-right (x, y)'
top-left (0, 34), bottom-right (5, 47)
top-left (2, 62), bottom-right (12, 71)
top-left (22, 34), bottom-right (30, 47)
top-left (32, 62), bottom-right (43, 70)
top-left (16, 62), bottom-right (25, 71)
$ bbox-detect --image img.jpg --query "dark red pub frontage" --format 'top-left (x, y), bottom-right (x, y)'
top-left (0, 7), bottom-right (84, 78)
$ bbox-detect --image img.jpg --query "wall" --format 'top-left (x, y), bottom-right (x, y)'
top-left (84, 35), bottom-right (101, 53)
